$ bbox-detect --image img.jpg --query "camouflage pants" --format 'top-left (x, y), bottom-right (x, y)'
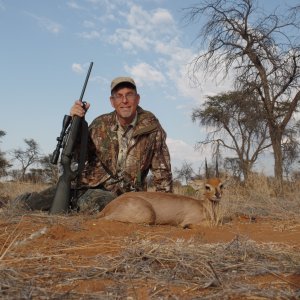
top-left (14, 186), bottom-right (117, 213)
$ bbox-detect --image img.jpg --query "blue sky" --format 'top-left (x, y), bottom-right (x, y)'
top-left (1, 0), bottom-right (297, 176)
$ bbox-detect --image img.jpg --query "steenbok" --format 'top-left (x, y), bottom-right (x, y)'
top-left (98, 178), bottom-right (224, 228)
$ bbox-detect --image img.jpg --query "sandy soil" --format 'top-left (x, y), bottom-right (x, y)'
top-left (1, 212), bottom-right (300, 299)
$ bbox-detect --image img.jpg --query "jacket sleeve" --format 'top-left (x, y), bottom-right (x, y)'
top-left (150, 125), bottom-right (173, 192)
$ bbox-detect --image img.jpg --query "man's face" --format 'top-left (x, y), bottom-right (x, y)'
top-left (110, 87), bottom-right (140, 125)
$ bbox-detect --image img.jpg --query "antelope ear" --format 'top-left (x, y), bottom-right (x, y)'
top-left (219, 177), bottom-right (228, 188)
top-left (183, 223), bottom-right (194, 229)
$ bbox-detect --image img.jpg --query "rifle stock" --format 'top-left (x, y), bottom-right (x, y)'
top-left (50, 62), bottom-right (93, 214)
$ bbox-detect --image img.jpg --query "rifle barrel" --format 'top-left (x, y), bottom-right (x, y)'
top-left (79, 62), bottom-right (93, 102)
top-left (49, 61), bottom-right (94, 214)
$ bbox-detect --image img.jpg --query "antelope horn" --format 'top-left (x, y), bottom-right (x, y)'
top-left (205, 158), bottom-right (209, 179)
top-left (216, 158), bottom-right (219, 178)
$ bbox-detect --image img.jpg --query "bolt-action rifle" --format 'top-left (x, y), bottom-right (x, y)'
top-left (49, 62), bottom-right (93, 214)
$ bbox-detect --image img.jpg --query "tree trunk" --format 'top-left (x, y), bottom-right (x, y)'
top-left (269, 126), bottom-right (283, 193)
top-left (241, 160), bottom-right (251, 183)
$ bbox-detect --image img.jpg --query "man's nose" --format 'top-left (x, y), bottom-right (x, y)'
top-left (121, 96), bottom-right (128, 103)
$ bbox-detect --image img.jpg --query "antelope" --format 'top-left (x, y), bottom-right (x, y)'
top-left (98, 177), bottom-right (224, 228)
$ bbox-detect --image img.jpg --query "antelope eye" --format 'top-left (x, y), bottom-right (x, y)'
top-left (220, 184), bottom-right (224, 189)
top-left (205, 185), bottom-right (211, 190)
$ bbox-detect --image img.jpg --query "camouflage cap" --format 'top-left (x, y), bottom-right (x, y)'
top-left (110, 76), bottom-right (136, 92)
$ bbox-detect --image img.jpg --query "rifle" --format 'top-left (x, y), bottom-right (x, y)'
top-left (49, 62), bottom-right (93, 214)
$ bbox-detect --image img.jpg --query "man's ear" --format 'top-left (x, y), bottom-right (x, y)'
top-left (110, 96), bottom-right (115, 108)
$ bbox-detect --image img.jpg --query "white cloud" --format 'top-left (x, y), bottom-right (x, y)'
top-left (152, 8), bottom-right (174, 25)
top-left (78, 1), bottom-right (232, 108)
top-left (154, 42), bottom-right (234, 106)
top-left (86, 0), bottom-right (114, 6)
top-left (106, 4), bottom-right (218, 105)
top-left (111, 4), bottom-right (233, 106)
top-left (125, 5), bottom-right (175, 33)
top-left (126, 5), bottom-right (153, 30)
top-left (86, 0), bottom-right (121, 17)
top-left (72, 62), bottom-right (94, 75)
top-left (71, 63), bottom-right (85, 74)
top-left (167, 137), bottom-right (209, 172)
top-left (26, 12), bottom-right (62, 34)
top-left (42, 20), bottom-right (62, 34)
top-left (90, 75), bottom-right (109, 86)
top-left (78, 30), bottom-right (101, 39)
top-left (71, 1), bottom-right (232, 107)
top-left (109, 28), bottom-right (150, 51)
top-left (167, 137), bottom-right (212, 162)
top-left (67, 1), bottom-right (84, 10)
top-left (83, 20), bottom-right (95, 28)
top-left (109, 5), bottom-right (177, 52)
top-left (0, 1), bottom-right (5, 11)
top-left (124, 62), bottom-right (166, 87)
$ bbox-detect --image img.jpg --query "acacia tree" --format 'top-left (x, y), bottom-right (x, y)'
top-left (0, 130), bottom-right (11, 177)
top-left (281, 121), bottom-right (300, 179)
top-left (174, 161), bottom-right (194, 185)
top-left (11, 138), bottom-right (40, 181)
top-left (39, 154), bottom-right (59, 184)
top-left (185, 0), bottom-right (300, 186)
top-left (223, 157), bottom-right (243, 180)
top-left (192, 90), bottom-right (271, 181)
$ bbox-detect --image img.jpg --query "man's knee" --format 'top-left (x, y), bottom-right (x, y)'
top-left (14, 186), bottom-right (56, 211)
top-left (77, 189), bottom-right (116, 213)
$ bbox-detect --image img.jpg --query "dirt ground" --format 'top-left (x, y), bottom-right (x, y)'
top-left (1, 211), bottom-right (300, 299)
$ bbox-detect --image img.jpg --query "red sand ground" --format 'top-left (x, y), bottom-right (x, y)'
top-left (1, 213), bottom-right (300, 299)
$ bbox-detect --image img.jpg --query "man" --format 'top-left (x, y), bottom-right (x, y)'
top-left (17, 76), bottom-right (173, 212)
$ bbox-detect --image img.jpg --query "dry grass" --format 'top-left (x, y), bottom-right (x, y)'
top-left (173, 174), bottom-right (300, 225)
top-left (222, 174), bottom-right (300, 222)
top-left (0, 181), bottom-right (50, 203)
top-left (1, 175), bottom-right (300, 222)
top-left (0, 217), bottom-right (299, 299)
top-left (1, 177), bottom-right (300, 299)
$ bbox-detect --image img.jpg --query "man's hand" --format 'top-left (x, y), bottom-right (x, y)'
top-left (70, 100), bottom-right (91, 117)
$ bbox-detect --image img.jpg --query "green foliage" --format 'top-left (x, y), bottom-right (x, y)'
top-left (192, 90), bottom-right (272, 181)
top-left (186, 0), bottom-right (300, 184)
top-left (11, 138), bottom-right (40, 181)
top-left (174, 161), bottom-right (194, 185)
top-left (39, 154), bottom-right (59, 184)
top-left (0, 130), bottom-right (11, 178)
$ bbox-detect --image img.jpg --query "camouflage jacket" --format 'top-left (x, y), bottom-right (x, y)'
top-left (78, 106), bottom-right (173, 194)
